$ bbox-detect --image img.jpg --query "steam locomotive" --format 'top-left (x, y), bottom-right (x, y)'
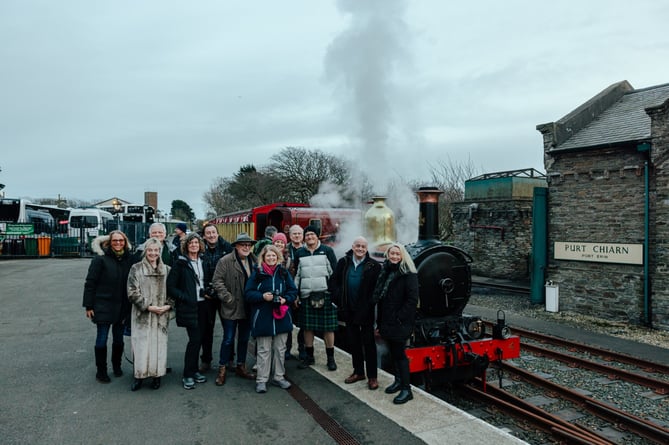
top-left (376, 187), bottom-right (520, 388)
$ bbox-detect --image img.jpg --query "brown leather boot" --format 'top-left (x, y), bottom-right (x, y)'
top-left (215, 365), bottom-right (226, 386)
top-left (235, 363), bottom-right (256, 380)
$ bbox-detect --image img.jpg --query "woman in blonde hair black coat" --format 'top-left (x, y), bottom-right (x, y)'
top-left (373, 242), bottom-right (419, 405)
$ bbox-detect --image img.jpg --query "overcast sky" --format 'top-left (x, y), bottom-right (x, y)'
top-left (2, 0), bottom-right (669, 219)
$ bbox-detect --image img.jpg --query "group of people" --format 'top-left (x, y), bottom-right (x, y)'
top-left (83, 221), bottom-right (419, 404)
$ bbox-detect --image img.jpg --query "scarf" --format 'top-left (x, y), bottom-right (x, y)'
top-left (110, 248), bottom-right (126, 260)
top-left (372, 261), bottom-right (400, 303)
top-left (262, 263), bottom-right (277, 276)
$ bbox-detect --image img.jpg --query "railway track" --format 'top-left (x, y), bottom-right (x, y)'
top-left (494, 362), bottom-right (669, 444)
top-left (481, 322), bottom-right (669, 393)
top-left (444, 321), bottom-right (669, 444)
top-left (461, 381), bottom-right (617, 445)
top-left (508, 325), bottom-right (669, 376)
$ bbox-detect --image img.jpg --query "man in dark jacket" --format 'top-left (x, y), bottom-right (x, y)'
top-left (330, 236), bottom-right (381, 389)
top-left (199, 223), bottom-right (233, 372)
top-left (253, 225), bottom-right (277, 256)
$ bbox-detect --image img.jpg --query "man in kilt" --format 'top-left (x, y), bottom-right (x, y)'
top-left (294, 225), bottom-right (338, 371)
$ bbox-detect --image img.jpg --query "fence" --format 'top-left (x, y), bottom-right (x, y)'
top-left (0, 220), bottom-right (154, 258)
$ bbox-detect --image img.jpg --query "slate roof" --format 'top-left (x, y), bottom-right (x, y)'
top-left (555, 83), bottom-right (669, 151)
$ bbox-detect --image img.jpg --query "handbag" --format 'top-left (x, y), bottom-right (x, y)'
top-left (273, 304), bottom-right (289, 319)
top-left (309, 291), bottom-right (327, 309)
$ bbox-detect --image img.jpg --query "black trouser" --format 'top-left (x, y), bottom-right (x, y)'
top-left (385, 338), bottom-right (410, 389)
top-left (199, 299), bottom-right (221, 364)
top-left (346, 323), bottom-right (377, 378)
top-left (184, 325), bottom-right (202, 378)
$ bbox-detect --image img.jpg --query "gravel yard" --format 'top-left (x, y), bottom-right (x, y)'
top-left (469, 290), bottom-right (669, 349)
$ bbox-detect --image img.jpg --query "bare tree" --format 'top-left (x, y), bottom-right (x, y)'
top-left (203, 177), bottom-right (233, 218)
top-left (203, 147), bottom-right (372, 217)
top-left (203, 165), bottom-right (285, 217)
top-left (266, 147), bottom-right (351, 202)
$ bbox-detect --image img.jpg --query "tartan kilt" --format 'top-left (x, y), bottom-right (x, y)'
top-left (297, 296), bottom-right (338, 332)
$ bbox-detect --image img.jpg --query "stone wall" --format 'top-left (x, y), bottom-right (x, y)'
top-left (543, 145), bottom-right (663, 328)
top-left (450, 199), bottom-right (533, 280)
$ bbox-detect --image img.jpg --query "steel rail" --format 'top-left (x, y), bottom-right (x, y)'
top-left (509, 325), bottom-right (669, 376)
top-left (521, 342), bottom-right (669, 394)
top-left (463, 382), bottom-right (614, 445)
top-left (502, 362), bottom-right (669, 445)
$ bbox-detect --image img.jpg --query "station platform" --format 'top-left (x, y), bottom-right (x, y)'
top-left (288, 332), bottom-right (528, 445)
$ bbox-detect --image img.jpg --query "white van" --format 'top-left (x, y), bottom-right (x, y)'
top-left (68, 208), bottom-right (113, 239)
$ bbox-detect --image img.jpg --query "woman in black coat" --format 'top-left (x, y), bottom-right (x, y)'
top-left (83, 230), bottom-right (133, 383)
top-left (167, 232), bottom-right (208, 390)
top-left (373, 242), bottom-right (419, 404)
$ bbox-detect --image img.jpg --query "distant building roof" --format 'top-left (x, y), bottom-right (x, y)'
top-left (538, 81), bottom-right (669, 152)
top-left (93, 197), bottom-right (132, 207)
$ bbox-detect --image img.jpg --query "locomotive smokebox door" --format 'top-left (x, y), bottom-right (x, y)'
top-left (410, 245), bottom-right (472, 318)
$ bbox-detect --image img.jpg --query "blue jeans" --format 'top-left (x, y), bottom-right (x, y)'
top-left (219, 318), bottom-right (250, 366)
top-left (95, 322), bottom-right (124, 349)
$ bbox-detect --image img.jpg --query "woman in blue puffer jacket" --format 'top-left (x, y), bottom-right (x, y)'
top-left (245, 244), bottom-right (297, 393)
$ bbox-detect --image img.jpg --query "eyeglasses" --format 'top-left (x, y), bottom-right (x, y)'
top-left (111, 239), bottom-right (125, 243)
top-left (238, 243), bottom-right (253, 248)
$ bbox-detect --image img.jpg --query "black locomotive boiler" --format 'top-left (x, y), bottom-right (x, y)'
top-left (392, 187), bottom-right (519, 387)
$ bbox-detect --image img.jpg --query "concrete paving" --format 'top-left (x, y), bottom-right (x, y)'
top-left (0, 259), bottom-right (526, 445)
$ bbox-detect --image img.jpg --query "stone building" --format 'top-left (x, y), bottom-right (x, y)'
top-left (451, 169), bottom-right (546, 281)
top-left (537, 80), bottom-right (669, 331)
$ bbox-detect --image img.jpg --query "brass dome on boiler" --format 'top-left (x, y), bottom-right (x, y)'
top-left (365, 196), bottom-right (396, 247)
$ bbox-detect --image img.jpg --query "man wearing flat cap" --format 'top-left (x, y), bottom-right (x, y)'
top-left (294, 225), bottom-right (338, 371)
top-left (211, 233), bottom-right (257, 385)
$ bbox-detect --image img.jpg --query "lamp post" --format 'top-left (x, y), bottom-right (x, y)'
top-left (112, 198), bottom-right (122, 230)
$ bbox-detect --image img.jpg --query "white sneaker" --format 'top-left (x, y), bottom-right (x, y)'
top-left (255, 382), bottom-right (267, 393)
top-left (271, 379), bottom-right (291, 390)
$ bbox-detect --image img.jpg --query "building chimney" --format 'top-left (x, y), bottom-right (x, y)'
top-left (144, 191), bottom-right (158, 210)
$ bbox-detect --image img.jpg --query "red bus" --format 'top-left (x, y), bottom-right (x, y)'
top-left (208, 203), bottom-right (361, 244)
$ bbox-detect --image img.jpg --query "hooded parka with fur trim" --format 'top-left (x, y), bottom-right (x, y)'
top-left (82, 235), bottom-right (133, 324)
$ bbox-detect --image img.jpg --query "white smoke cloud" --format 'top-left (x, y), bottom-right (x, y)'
top-left (323, 0), bottom-right (421, 249)
top-left (325, 0), bottom-right (413, 188)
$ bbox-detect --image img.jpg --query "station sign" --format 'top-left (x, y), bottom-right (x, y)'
top-left (554, 242), bottom-right (643, 265)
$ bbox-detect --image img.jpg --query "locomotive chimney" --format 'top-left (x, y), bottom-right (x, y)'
top-left (416, 187), bottom-right (443, 240)
top-left (364, 196), bottom-right (396, 247)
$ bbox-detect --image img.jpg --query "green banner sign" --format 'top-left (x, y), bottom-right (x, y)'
top-left (6, 223), bottom-right (35, 235)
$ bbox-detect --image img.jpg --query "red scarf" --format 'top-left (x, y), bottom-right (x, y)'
top-left (262, 263), bottom-right (277, 276)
